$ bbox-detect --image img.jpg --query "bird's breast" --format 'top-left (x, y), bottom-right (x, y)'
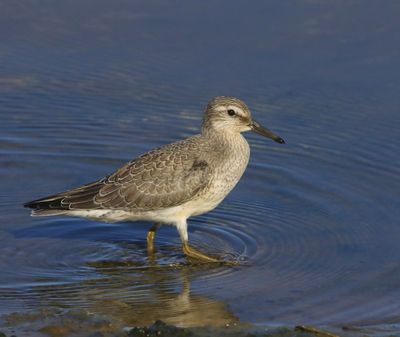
top-left (212, 137), bottom-right (250, 195)
top-left (191, 134), bottom-right (250, 215)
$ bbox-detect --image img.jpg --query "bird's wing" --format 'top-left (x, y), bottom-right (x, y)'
top-left (93, 137), bottom-right (211, 210)
top-left (24, 136), bottom-right (212, 212)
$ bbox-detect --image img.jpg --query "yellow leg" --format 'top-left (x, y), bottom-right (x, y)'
top-left (146, 223), bottom-right (160, 255)
top-left (182, 242), bottom-right (220, 263)
top-left (176, 219), bottom-right (235, 263)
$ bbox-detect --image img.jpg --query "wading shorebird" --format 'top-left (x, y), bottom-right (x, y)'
top-left (24, 96), bottom-right (284, 262)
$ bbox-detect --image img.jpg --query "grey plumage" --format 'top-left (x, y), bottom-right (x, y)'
top-left (24, 136), bottom-right (213, 213)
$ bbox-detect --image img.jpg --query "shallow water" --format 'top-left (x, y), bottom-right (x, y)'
top-left (1, 0), bottom-right (400, 334)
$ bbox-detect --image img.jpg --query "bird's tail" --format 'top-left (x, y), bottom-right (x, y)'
top-left (29, 209), bottom-right (69, 217)
top-left (23, 180), bottom-right (104, 217)
top-left (23, 194), bottom-right (68, 216)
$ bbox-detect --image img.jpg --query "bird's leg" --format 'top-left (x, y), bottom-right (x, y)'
top-left (182, 242), bottom-right (220, 262)
top-left (147, 223), bottom-right (161, 255)
top-left (175, 219), bottom-right (220, 263)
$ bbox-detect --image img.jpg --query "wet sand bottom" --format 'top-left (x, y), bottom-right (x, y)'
top-left (1, 309), bottom-right (398, 337)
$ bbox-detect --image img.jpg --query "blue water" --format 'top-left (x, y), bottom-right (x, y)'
top-left (1, 0), bottom-right (400, 333)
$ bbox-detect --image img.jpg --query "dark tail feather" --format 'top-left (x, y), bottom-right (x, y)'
top-left (23, 194), bottom-right (70, 216)
top-left (23, 179), bottom-right (105, 214)
top-left (23, 194), bottom-right (67, 210)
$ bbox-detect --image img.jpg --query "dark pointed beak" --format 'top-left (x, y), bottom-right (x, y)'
top-left (250, 120), bottom-right (285, 144)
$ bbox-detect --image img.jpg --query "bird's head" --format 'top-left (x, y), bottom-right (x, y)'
top-left (202, 96), bottom-right (285, 144)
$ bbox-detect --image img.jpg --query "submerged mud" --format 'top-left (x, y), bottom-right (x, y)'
top-left (1, 309), bottom-right (399, 337)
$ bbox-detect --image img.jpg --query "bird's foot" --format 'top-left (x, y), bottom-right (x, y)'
top-left (182, 242), bottom-right (236, 264)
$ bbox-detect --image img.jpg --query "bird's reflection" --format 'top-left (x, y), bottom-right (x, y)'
top-left (19, 254), bottom-right (238, 330)
top-left (83, 258), bottom-right (239, 327)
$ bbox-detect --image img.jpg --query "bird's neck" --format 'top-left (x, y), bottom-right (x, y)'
top-left (202, 128), bottom-right (249, 151)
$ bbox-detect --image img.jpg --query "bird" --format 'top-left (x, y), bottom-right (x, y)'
top-left (24, 96), bottom-right (285, 262)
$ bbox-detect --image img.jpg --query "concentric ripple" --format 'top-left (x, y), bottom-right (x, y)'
top-left (1, 190), bottom-right (396, 327)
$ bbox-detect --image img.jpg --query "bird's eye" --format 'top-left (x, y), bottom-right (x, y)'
top-left (227, 109), bottom-right (235, 116)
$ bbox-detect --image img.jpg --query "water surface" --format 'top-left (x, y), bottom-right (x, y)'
top-left (1, 0), bottom-right (400, 335)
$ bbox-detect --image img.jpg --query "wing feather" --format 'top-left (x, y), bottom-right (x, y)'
top-left (93, 136), bottom-right (211, 210)
top-left (24, 135), bottom-right (213, 212)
